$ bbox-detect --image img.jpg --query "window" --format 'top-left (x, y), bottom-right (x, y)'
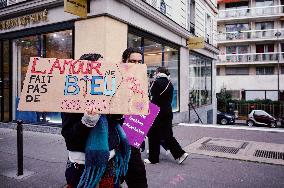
top-left (225, 24), bottom-right (250, 40)
top-left (255, 44), bottom-right (275, 61)
top-left (281, 66), bottom-right (284, 74)
top-left (226, 45), bottom-right (249, 54)
top-left (255, 0), bottom-right (273, 15)
top-left (226, 45), bottom-right (249, 62)
top-left (13, 30), bottom-right (73, 123)
top-left (256, 66), bottom-right (274, 75)
top-left (256, 44), bottom-right (274, 53)
top-left (189, 53), bottom-right (212, 107)
top-left (226, 23), bottom-right (249, 33)
top-left (255, 22), bottom-right (274, 38)
top-left (216, 67), bottom-right (220, 76)
top-left (225, 2), bottom-right (249, 9)
top-left (127, 31), bottom-right (180, 112)
top-left (225, 1), bottom-right (249, 17)
top-left (255, 0), bottom-right (273, 7)
top-left (205, 14), bottom-right (212, 44)
top-left (225, 67), bottom-right (249, 75)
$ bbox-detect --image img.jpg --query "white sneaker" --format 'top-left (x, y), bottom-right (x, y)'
top-left (144, 159), bottom-right (158, 164)
top-left (178, 153), bottom-right (189, 164)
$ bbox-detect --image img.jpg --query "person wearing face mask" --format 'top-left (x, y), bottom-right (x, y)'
top-left (144, 66), bottom-right (189, 165)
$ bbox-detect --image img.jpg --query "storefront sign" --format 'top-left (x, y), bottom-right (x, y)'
top-left (187, 37), bottom-right (205, 49)
top-left (64, 0), bottom-right (87, 18)
top-left (0, 9), bottom-right (48, 31)
top-left (123, 103), bottom-right (160, 148)
top-left (18, 57), bottom-right (149, 115)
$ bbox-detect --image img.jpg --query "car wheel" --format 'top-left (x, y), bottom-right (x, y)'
top-left (247, 120), bottom-right (254, 127)
top-left (270, 122), bottom-right (276, 128)
top-left (220, 118), bottom-right (228, 125)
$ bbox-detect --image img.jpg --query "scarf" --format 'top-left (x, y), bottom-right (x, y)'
top-left (77, 115), bottom-right (131, 188)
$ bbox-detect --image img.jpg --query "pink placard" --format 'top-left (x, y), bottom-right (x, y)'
top-left (122, 103), bottom-right (160, 148)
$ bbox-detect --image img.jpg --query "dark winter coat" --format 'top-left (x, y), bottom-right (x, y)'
top-left (150, 77), bottom-right (174, 139)
top-left (61, 113), bottom-right (122, 152)
top-left (61, 113), bottom-right (148, 187)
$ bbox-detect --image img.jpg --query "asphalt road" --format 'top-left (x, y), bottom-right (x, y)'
top-left (1, 125), bottom-right (284, 188)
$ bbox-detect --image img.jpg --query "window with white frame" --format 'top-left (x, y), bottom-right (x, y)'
top-left (256, 66), bottom-right (274, 75)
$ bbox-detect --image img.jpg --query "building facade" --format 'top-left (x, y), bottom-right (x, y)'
top-left (188, 0), bottom-right (219, 124)
top-left (217, 0), bottom-right (284, 101)
top-left (0, 0), bottom-right (217, 124)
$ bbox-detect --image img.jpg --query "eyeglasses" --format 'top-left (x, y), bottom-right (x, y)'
top-left (128, 59), bottom-right (142, 64)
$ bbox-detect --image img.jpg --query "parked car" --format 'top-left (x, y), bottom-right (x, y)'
top-left (217, 111), bottom-right (235, 125)
top-left (247, 110), bottom-right (277, 128)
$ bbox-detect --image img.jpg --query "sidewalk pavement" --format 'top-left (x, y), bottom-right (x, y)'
top-left (1, 123), bottom-right (284, 188)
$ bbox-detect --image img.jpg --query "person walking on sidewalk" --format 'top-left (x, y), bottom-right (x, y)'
top-left (144, 66), bottom-right (188, 165)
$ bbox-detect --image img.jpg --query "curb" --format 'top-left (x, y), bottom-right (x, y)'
top-left (0, 122), bottom-right (61, 135)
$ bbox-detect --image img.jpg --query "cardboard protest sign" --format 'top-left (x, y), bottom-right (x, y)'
top-left (18, 57), bottom-right (149, 115)
top-left (122, 103), bottom-right (160, 148)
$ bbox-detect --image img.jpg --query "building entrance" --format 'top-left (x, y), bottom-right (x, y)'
top-left (0, 40), bottom-right (11, 122)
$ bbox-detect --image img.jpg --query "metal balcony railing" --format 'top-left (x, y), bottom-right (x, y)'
top-left (218, 52), bottom-right (284, 63)
top-left (217, 28), bottom-right (284, 42)
top-left (0, 0), bottom-right (7, 8)
top-left (218, 5), bottom-right (284, 19)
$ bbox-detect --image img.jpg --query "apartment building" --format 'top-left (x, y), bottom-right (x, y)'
top-left (217, 0), bottom-right (284, 101)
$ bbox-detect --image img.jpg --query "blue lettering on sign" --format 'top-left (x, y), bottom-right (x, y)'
top-left (64, 75), bottom-right (80, 95)
top-left (90, 76), bottom-right (103, 95)
top-left (104, 76), bottom-right (116, 96)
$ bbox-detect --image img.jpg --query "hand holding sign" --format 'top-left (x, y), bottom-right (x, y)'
top-left (18, 57), bottom-right (149, 115)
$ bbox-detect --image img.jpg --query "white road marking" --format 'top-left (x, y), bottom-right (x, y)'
top-left (179, 123), bottom-right (284, 133)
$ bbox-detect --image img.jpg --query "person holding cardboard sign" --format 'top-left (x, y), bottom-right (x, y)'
top-left (62, 49), bottom-right (148, 188)
top-left (62, 53), bottom-right (131, 188)
top-left (120, 47), bottom-right (148, 188)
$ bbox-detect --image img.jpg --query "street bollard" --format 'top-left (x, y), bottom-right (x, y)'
top-left (17, 120), bottom-right (23, 176)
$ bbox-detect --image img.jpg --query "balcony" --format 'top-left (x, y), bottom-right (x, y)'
top-left (218, 52), bottom-right (284, 65)
top-left (217, 29), bottom-right (284, 43)
top-left (218, 5), bottom-right (284, 21)
top-left (0, 0), bottom-right (7, 8)
top-left (0, 0), bottom-right (26, 8)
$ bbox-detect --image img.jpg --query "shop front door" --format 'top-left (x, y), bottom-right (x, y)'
top-left (0, 40), bottom-right (11, 122)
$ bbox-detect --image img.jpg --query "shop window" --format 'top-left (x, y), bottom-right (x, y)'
top-left (163, 46), bottom-right (179, 112)
top-left (281, 66), bottom-right (284, 74)
top-left (2, 41), bottom-right (10, 122)
top-left (45, 30), bottom-right (73, 59)
top-left (127, 33), bottom-right (142, 49)
top-left (127, 32), bottom-right (180, 112)
top-left (189, 53), bottom-right (212, 107)
top-left (13, 30), bottom-right (73, 123)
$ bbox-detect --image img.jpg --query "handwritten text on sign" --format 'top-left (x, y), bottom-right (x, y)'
top-left (123, 103), bottom-right (160, 148)
top-left (18, 58), bottom-right (149, 115)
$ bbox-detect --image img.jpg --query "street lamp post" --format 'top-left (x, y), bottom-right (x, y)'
top-left (275, 31), bottom-right (281, 101)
